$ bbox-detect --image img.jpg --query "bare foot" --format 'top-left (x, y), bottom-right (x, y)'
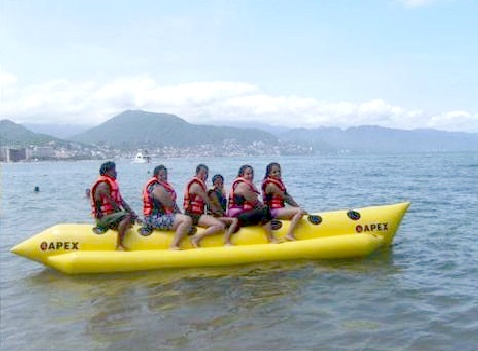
top-left (284, 234), bottom-right (296, 241)
top-left (269, 237), bottom-right (282, 244)
top-left (224, 241), bottom-right (233, 246)
top-left (169, 245), bottom-right (182, 250)
top-left (190, 235), bottom-right (201, 248)
top-left (116, 245), bottom-right (127, 251)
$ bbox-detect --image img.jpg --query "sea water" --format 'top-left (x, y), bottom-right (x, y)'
top-left (1, 152), bottom-right (477, 351)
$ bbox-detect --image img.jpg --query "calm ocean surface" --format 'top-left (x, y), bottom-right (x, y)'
top-left (1, 153), bottom-right (477, 351)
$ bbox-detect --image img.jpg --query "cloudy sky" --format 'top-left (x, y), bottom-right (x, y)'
top-left (1, 0), bottom-right (477, 132)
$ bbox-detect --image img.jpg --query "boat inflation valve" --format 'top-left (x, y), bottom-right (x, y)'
top-left (138, 227), bottom-right (153, 236)
top-left (347, 210), bottom-right (361, 220)
top-left (271, 219), bottom-right (282, 230)
top-left (307, 215), bottom-right (322, 225)
top-left (92, 226), bottom-right (108, 234)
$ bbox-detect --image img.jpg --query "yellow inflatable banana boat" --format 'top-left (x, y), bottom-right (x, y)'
top-left (11, 202), bottom-right (409, 275)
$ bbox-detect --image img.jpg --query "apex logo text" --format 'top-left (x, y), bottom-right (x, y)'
top-left (355, 222), bottom-right (389, 233)
top-left (40, 241), bottom-right (79, 250)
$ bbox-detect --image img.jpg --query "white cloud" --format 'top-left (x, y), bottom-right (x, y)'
top-left (2, 75), bottom-right (477, 133)
top-left (0, 71), bottom-right (17, 86)
top-left (427, 110), bottom-right (478, 132)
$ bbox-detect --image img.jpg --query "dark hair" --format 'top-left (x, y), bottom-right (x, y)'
top-left (238, 164), bottom-right (253, 177)
top-left (153, 164), bottom-right (167, 177)
top-left (99, 161), bottom-right (116, 175)
top-left (212, 174), bottom-right (224, 183)
top-left (264, 162), bottom-right (281, 179)
top-left (196, 164), bottom-right (209, 174)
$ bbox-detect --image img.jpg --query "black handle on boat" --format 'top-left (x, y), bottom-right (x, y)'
top-left (347, 210), bottom-right (361, 220)
top-left (307, 215), bottom-right (322, 225)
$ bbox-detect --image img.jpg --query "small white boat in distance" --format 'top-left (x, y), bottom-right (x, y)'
top-left (132, 150), bottom-right (151, 163)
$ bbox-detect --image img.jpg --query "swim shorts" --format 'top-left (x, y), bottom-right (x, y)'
top-left (185, 212), bottom-right (202, 226)
top-left (144, 214), bottom-right (176, 230)
top-left (235, 206), bottom-right (273, 227)
top-left (96, 212), bottom-right (130, 230)
top-left (270, 208), bottom-right (281, 218)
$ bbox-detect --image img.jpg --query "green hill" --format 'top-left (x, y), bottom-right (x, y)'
top-left (71, 110), bottom-right (279, 148)
top-left (0, 120), bottom-right (65, 147)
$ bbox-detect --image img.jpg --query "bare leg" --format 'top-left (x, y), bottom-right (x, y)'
top-left (223, 217), bottom-right (239, 246)
top-left (191, 215), bottom-right (226, 247)
top-left (284, 211), bottom-right (304, 241)
top-left (116, 213), bottom-right (133, 250)
top-left (170, 214), bottom-right (192, 249)
top-left (275, 207), bottom-right (305, 241)
top-left (263, 221), bottom-right (280, 243)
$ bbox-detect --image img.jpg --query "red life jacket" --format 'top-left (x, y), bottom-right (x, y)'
top-left (228, 177), bottom-right (260, 211)
top-left (143, 177), bottom-right (177, 215)
top-left (90, 175), bottom-right (123, 217)
top-left (183, 176), bottom-right (207, 215)
top-left (261, 177), bottom-right (286, 208)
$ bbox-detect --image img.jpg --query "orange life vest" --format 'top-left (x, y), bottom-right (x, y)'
top-left (261, 177), bottom-right (286, 208)
top-left (143, 177), bottom-right (177, 215)
top-left (183, 176), bottom-right (207, 215)
top-left (228, 177), bottom-right (260, 212)
top-left (90, 175), bottom-right (123, 217)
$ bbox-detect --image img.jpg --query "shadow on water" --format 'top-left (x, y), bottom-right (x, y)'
top-left (24, 247), bottom-right (398, 288)
top-left (14, 250), bottom-right (400, 351)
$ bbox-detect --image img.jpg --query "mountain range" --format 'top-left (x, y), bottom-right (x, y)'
top-left (0, 120), bottom-right (72, 148)
top-left (70, 110), bottom-right (278, 148)
top-left (281, 125), bottom-right (478, 152)
top-left (1, 109), bottom-right (477, 152)
top-left (22, 122), bottom-right (92, 139)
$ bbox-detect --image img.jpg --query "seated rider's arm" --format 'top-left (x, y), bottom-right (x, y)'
top-left (95, 181), bottom-right (122, 213)
top-left (236, 183), bottom-right (261, 207)
top-left (267, 183), bottom-right (299, 207)
top-left (190, 183), bottom-right (223, 215)
top-left (209, 191), bottom-right (225, 216)
top-left (153, 186), bottom-right (177, 212)
top-left (173, 203), bottom-right (182, 214)
top-left (190, 183), bottom-right (212, 205)
top-left (284, 193), bottom-right (299, 207)
top-left (120, 199), bottom-right (137, 218)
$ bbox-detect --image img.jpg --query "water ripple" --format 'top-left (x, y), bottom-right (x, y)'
top-left (2, 153), bottom-right (478, 350)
